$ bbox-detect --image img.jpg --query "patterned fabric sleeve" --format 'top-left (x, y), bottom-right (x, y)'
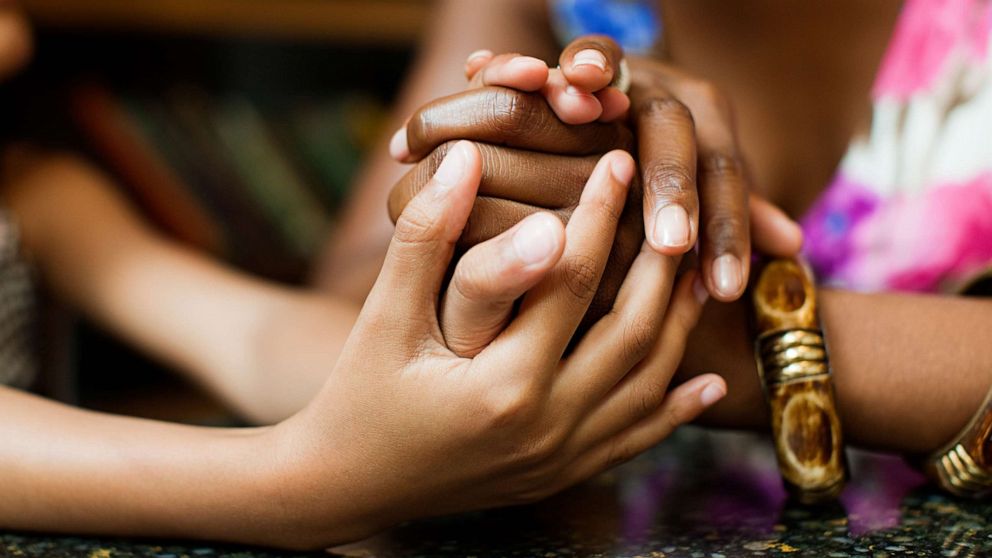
top-left (802, 0), bottom-right (992, 295)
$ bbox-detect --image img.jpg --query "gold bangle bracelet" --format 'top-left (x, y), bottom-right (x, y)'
top-left (751, 258), bottom-right (848, 504)
top-left (922, 385), bottom-right (992, 498)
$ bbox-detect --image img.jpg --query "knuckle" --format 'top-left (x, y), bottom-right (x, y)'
top-left (392, 202), bottom-right (442, 247)
top-left (700, 150), bottom-right (744, 181)
top-left (408, 107), bottom-right (435, 150)
top-left (628, 381), bottom-right (666, 422)
top-left (481, 384), bottom-right (542, 431)
top-left (619, 313), bottom-right (659, 363)
top-left (449, 263), bottom-right (492, 303)
top-left (644, 162), bottom-right (694, 198)
top-left (706, 213), bottom-right (747, 247)
top-left (686, 79), bottom-right (728, 109)
top-left (635, 95), bottom-right (694, 126)
top-left (514, 430), bottom-right (564, 467)
top-left (604, 440), bottom-right (638, 470)
top-left (597, 189), bottom-right (627, 223)
top-left (489, 89), bottom-right (545, 138)
top-left (559, 254), bottom-right (602, 302)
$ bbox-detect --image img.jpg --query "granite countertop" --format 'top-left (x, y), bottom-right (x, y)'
top-left (3, 429), bottom-right (990, 558)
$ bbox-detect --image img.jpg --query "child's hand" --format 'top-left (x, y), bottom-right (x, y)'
top-left (461, 34), bottom-right (630, 125)
top-left (273, 143), bottom-right (724, 548)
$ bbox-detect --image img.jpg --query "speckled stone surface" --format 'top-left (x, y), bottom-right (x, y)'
top-left (3, 429), bottom-right (991, 557)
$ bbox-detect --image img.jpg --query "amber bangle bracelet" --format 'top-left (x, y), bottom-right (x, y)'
top-left (751, 258), bottom-right (848, 504)
top-left (922, 386), bottom-right (992, 498)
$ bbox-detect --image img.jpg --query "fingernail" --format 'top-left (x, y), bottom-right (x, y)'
top-left (652, 205), bottom-right (690, 249)
top-left (572, 49), bottom-right (606, 71)
top-left (609, 154), bottom-right (635, 184)
top-left (513, 215), bottom-right (559, 265)
top-left (700, 381), bottom-right (726, 407)
top-left (712, 254), bottom-right (742, 298)
top-left (692, 275), bottom-right (709, 304)
top-left (565, 85), bottom-right (586, 97)
top-left (389, 128), bottom-right (409, 161)
top-left (433, 142), bottom-right (468, 192)
top-left (507, 56), bottom-right (544, 73)
top-left (465, 49), bottom-right (492, 64)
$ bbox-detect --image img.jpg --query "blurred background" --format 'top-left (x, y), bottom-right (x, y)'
top-left (4, 0), bottom-right (430, 425)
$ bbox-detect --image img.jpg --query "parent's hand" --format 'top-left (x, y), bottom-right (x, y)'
top-left (388, 89), bottom-right (642, 355)
top-left (389, 36), bottom-right (802, 303)
top-left (272, 144), bottom-right (724, 548)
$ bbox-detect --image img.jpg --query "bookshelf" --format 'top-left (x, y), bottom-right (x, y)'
top-left (22, 0), bottom-right (431, 45)
top-left (12, 1), bottom-right (419, 422)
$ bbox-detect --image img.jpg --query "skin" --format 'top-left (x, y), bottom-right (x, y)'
top-left (377, 2), bottom-right (992, 454)
top-left (0, 144), bottom-right (725, 548)
top-left (2, 4), bottom-right (725, 544)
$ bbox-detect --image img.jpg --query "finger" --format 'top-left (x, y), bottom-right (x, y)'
top-left (492, 150), bottom-right (635, 367)
top-left (389, 123), bottom-right (411, 161)
top-left (554, 241), bottom-right (680, 411)
top-left (401, 87), bottom-right (632, 162)
top-left (750, 194), bottom-right (803, 257)
top-left (560, 373), bottom-right (726, 485)
top-left (388, 142), bottom-right (598, 222)
top-left (595, 87), bottom-right (630, 122)
top-left (564, 271), bottom-right (711, 451)
top-left (559, 34), bottom-right (624, 93)
top-left (658, 77), bottom-right (750, 301)
top-left (629, 85), bottom-right (699, 256)
top-left (371, 141), bottom-right (482, 321)
top-left (464, 49), bottom-right (494, 81)
top-left (441, 212), bottom-right (565, 357)
top-left (697, 140), bottom-right (750, 302)
top-left (468, 53), bottom-right (549, 92)
top-left (541, 67), bottom-right (604, 125)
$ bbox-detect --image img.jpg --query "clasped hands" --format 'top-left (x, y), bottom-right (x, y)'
top-left (268, 36), bottom-right (803, 548)
top-left (387, 35), bottom-right (803, 356)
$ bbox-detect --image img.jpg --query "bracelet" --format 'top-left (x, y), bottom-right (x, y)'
top-left (922, 383), bottom-right (992, 498)
top-left (751, 258), bottom-right (848, 504)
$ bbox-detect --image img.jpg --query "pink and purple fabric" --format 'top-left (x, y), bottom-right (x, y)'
top-left (802, 0), bottom-right (992, 293)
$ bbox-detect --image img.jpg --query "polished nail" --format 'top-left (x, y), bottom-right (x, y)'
top-left (653, 205), bottom-right (690, 249)
top-left (700, 382), bottom-right (726, 406)
top-left (513, 215), bottom-right (559, 265)
top-left (432, 142), bottom-right (468, 192)
top-left (389, 127), bottom-right (409, 161)
top-left (712, 254), bottom-right (743, 297)
top-left (572, 49), bottom-right (606, 71)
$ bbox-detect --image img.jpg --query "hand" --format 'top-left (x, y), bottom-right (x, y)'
top-left (389, 36), bottom-right (803, 303)
top-left (270, 143), bottom-right (724, 548)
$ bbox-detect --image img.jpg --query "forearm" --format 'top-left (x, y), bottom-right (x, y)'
top-left (680, 289), bottom-right (992, 454)
top-left (0, 386), bottom-right (285, 545)
top-left (3, 152), bottom-right (358, 422)
top-left (314, 0), bottom-right (556, 301)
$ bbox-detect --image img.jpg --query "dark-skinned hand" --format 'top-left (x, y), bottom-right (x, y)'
top-left (388, 35), bottom-right (802, 357)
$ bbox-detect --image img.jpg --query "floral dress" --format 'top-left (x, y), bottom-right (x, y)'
top-left (554, 0), bottom-right (992, 295)
top-left (802, 0), bottom-right (992, 295)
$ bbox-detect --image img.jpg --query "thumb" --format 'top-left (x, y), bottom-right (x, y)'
top-left (368, 141), bottom-right (482, 322)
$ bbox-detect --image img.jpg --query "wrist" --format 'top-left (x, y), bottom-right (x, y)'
top-left (250, 411), bottom-right (389, 549)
